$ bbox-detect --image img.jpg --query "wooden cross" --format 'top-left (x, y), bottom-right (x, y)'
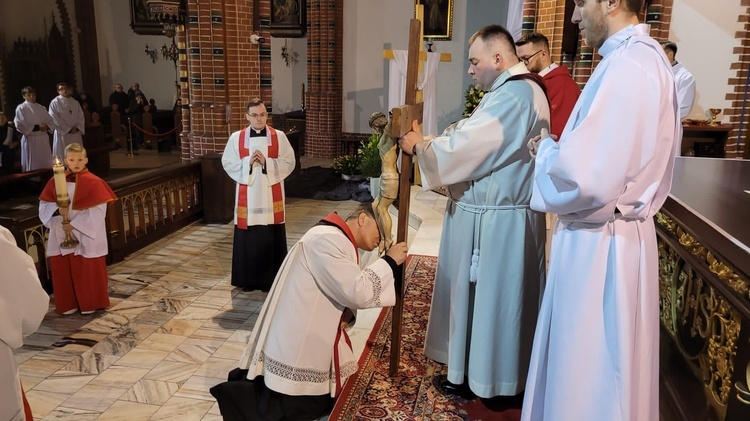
top-left (383, 6), bottom-right (450, 187)
top-left (386, 18), bottom-right (423, 377)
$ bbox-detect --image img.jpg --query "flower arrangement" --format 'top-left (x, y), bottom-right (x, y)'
top-left (332, 154), bottom-right (362, 177)
top-left (357, 133), bottom-right (382, 179)
top-left (463, 84), bottom-right (485, 117)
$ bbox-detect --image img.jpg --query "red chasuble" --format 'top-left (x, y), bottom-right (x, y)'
top-left (236, 125), bottom-right (285, 229)
top-left (40, 168), bottom-right (117, 209)
top-left (543, 65), bottom-right (581, 138)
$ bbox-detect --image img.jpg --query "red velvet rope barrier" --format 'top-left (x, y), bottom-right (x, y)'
top-left (130, 122), bottom-right (177, 137)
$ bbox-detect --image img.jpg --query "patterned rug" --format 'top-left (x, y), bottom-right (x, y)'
top-left (330, 255), bottom-right (522, 420)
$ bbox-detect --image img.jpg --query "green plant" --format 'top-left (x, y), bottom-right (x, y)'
top-left (357, 133), bottom-right (382, 179)
top-left (332, 154), bottom-right (362, 176)
top-left (463, 84), bottom-right (485, 117)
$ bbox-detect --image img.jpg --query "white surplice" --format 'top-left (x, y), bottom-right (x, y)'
top-left (39, 183), bottom-right (109, 258)
top-left (48, 95), bottom-right (84, 160)
top-left (0, 226), bottom-right (49, 421)
top-left (239, 223), bottom-right (396, 397)
top-left (522, 24), bottom-right (680, 421)
top-left (221, 126), bottom-right (295, 226)
top-left (14, 101), bottom-right (55, 171)
top-left (415, 62), bottom-right (549, 398)
top-left (673, 62), bottom-right (696, 120)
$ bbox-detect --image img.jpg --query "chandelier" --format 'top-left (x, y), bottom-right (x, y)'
top-left (142, 0), bottom-right (185, 68)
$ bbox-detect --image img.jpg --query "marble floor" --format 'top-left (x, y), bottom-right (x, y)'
top-left (17, 150), bottom-right (448, 420)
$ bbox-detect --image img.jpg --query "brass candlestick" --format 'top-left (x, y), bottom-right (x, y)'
top-left (52, 156), bottom-right (79, 249)
top-left (708, 108), bottom-right (721, 126)
top-left (57, 199), bottom-right (79, 249)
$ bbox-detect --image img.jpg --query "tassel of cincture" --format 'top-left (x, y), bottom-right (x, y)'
top-left (469, 248), bottom-right (479, 283)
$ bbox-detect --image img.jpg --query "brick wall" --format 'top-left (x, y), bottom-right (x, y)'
top-left (177, 0), bottom-right (344, 161)
top-left (179, 0), bottom-right (266, 162)
top-left (305, 0), bottom-right (344, 158)
top-left (724, 2), bottom-right (750, 157)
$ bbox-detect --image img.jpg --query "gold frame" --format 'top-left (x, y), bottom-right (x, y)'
top-left (416, 0), bottom-right (454, 41)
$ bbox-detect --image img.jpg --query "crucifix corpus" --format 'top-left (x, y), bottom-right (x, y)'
top-left (387, 18), bottom-right (423, 377)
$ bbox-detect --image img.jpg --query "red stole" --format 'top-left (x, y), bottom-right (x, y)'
top-left (40, 168), bottom-right (117, 209)
top-left (236, 125), bottom-right (284, 229)
top-left (319, 211), bottom-right (359, 396)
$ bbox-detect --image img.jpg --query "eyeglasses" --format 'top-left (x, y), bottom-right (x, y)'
top-left (247, 112), bottom-right (268, 119)
top-left (520, 50), bottom-right (543, 65)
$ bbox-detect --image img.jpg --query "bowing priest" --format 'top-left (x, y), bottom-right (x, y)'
top-left (222, 98), bottom-right (296, 292)
top-left (523, 0), bottom-right (680, 419)
top-left (398, 24), bottom-right (549, 399)
top-left (220, 204), bottom-right (407, 420)
top-left (49, 83), bottom-right (85, 160)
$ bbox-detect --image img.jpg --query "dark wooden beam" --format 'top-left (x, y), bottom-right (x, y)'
top-left (74, 0), bottom-right (103, 106)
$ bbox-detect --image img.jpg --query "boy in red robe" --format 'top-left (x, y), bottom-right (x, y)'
top-left (39, 143), bottom-right (117, 315)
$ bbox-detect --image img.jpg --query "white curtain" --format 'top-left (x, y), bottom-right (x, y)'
top-left (507, 0), bottom-right (524, 41)
top-left (387, 50), bottom-right (440, 136)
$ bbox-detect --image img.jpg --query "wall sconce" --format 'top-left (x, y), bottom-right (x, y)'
top-left (144, 44), bottom-right (158, 63)
top-left (281, 39), bottom-right (298, 67)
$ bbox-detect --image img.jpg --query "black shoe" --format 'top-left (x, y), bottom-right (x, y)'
top-left (438, 375), bottom-right (477, 400)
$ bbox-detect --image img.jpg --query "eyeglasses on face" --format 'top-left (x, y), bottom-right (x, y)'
top-left (520, 50), bottom-right (543, 65)
top-left (247, 112), bottom-right (268, 119)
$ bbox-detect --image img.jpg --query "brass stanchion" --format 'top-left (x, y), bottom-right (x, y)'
top-left (126, 117), bottom-right (139, 156)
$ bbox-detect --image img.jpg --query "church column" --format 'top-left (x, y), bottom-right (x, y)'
top-left (725, 4), bottom-right (750, 157)
top-left (181, 0), bottom-right (264, 161)
top-left (522, 0), bottom-right (537, 37)
top-left (305, 0), bottom-right (343, 158)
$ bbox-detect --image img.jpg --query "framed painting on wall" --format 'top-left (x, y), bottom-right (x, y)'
top-left (417, 0), bottom-right (454, 41)
top-left (130, 0), bottom-right (164, 35)
top-left (270, 0), bottom-right (306, 38)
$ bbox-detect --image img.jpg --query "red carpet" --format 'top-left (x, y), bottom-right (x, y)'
top-left (330, 255), bottom-right (522, 420)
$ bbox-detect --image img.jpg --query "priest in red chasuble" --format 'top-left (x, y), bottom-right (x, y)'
top-left (39, 143), bottom-right (117, 315)
top-left (516, 32), bottom-right (580, 138)
top-left (222, 98), bottom-right (296, 292)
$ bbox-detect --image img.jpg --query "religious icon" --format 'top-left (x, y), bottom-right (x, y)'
top-left (416, 0), bottom-right (454, 41)
top-left (270, 0), bottom-right (306, 38)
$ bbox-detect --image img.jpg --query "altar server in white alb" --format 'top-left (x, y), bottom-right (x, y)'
top-left (522, 0), bottom-right (680, 419)
top-left (662, 40), bottom-right (696, 120)
top-left (222, 98), bottom-right (295, 292)
top-left (398, 24), bottom-right (549, 399)
top-left (0, 225), bottom-right (49, 421)
top-left (234, 204), bottom-right (407, 420)
top-left (49, 82), bottom-right (85, 160)
top-left (14, 86), bottom-right (56, 172)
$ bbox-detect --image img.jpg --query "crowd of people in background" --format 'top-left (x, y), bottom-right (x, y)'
top-left (0, 81), bottom-right (160, 174)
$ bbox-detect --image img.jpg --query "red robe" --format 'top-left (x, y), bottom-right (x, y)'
top-left (39, 168), bottom-right (117, 210)
top-left (542, 66), bottom-right (581, 138)
top-left (39, 168), bottom-right (117, 314)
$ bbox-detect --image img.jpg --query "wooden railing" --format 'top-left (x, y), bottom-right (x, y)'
top-left (105, 162), bottom-right (204, 262)
top-left (1, 162), bottom-right (204, 288)
top-left (656, 159), bottom-right (750, 421)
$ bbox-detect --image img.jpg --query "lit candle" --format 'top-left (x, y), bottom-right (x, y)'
top-left (52, 156), bottom-right (69, 203)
